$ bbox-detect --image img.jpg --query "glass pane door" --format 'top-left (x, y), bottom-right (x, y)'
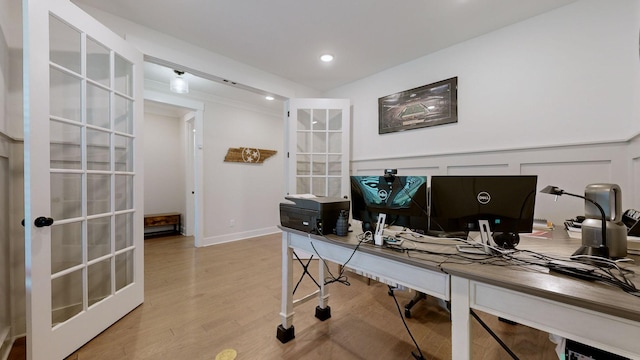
top-left (287, 99), bottom-right (350, 198)
top-left (49, 13), bottom-right (137, 324)
top-left (24, 1), bottom-right (143, 358)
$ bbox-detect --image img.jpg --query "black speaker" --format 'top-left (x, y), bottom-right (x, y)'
top-left (493, 232), bottom-right (520, 249)
top-left (623, 209), bottom-right (640, 236)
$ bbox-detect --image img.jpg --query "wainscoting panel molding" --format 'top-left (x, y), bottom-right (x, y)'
top-left (351, 137), bottom-right (639, 226)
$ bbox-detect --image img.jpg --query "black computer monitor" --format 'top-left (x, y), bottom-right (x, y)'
top-left (350, 175), bottom-right (428, 233)
top-left (429, 175), bottom-right (538, 238)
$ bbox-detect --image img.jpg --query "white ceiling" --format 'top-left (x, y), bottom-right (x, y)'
top-left (73, 0), bottom-right (578, 94)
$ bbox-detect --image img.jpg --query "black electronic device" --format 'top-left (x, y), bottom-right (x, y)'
top-left (350, 175), bottom-right (428, 233)
top-left (279, 196), bottom-right (350, 235)
top-left (565, 339), bottom-right (629, 360)
top-left (622, 208), bottom-right (640, 236)
top-left (429, 175), bottom-right (538, 248)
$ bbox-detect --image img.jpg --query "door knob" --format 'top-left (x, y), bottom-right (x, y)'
top-left (34, 217), bottom-right (54, 227)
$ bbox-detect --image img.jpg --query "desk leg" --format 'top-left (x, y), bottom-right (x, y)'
top-left (451, 276), bottom-right (471, 360)
top-left (315, 254), bottom-right (331, 321)
top-left (277, 232), bottom-right (295, 343)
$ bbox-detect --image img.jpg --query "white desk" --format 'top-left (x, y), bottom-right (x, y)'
top-left (447, 236), bottom-right (640, 359)
top-left (277, 227), bottom-right (640, 359)
top-left (277, 227), bottom-right (449, 343)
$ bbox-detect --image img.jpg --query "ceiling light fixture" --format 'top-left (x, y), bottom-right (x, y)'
top-left (265, 96), bottom-right (275, 101)
top-left (320, 54), bottom-right (334, 62)
top-left (170, 70), bottom-right (189, 94)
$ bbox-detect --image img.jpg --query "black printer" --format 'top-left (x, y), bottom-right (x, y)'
top-left (280, 196), bottom-right (350, 235)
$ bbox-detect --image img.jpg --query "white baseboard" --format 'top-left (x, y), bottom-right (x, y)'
top-left (200, 226), bottom-right (281, 247)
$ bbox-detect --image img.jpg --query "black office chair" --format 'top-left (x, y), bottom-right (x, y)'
top-left (404, 291), bottom-right (451, 318)
top-left (403, 291), bottom-right (426, 318)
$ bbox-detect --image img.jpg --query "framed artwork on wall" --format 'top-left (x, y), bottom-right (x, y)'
top-left (378, 77), bottom-right (458, 134)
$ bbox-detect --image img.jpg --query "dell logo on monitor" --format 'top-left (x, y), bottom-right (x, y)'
top-left (477, 191), bottom-right (491, 204)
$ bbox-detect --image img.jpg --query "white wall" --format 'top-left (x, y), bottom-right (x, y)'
top-left (0, 21), bottom-right (10, 356)
top-left (0, 1), bottom-right (22, 352)
top-left (143, 111), bottom-right (186, 219)
top-left (326, 0), bottom-right (640, 161)
top-left (145, 79), bottom-right (284, 245)
top-left (1, 0), bottom-right (22, 139)
top-left (324, 0), bottom-right (640, 226)
top-left (201, 97), bottom-right (284, 245)
top-left (0, 23), bottom-right (7, 136)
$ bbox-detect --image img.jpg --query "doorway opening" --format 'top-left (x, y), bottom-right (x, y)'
top-left (143, 94), bottom-right (204, 247)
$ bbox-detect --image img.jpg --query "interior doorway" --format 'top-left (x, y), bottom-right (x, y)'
top-left (143, 94), bottom-right (204, 247)
top-left (141, 60), bottom-right (283, 247)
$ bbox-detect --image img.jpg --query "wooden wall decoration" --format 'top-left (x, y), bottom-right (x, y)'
top-left (224, 147), bottom-right (277, 164)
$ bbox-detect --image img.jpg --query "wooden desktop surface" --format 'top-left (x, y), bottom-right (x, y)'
top-left (310, 228), bottom-right (640, 323)
top-left (281, 226), bottom-right (640, 358)
top-left (443, 232), bottom-right (640, 323)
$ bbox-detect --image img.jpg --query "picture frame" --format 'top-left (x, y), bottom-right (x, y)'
top-left (378, 77), bottom-right (458, 134)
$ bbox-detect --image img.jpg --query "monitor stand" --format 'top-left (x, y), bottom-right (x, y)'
top-left (456, 220), bottom-right (497, 255)
top-left (477, 220), bottom-right (495, 253)
top-left (374, 213), bottom-right (386, 246)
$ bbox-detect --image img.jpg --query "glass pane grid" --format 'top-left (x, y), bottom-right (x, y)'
top-left (48, 14), bottom-right (139, 330)
top-left (115, 249), bottom-right (134, 291)
top-left (86, 36), bottom-right (110, 87)
top-left (86, 128), bottom-right (111, 171)
top-left (50, 65), bottom-right (82, 122)
top-left (114, 54), bottom-right (133, 97)
top-left (88, 258), bottom-right (112, 307)
top-left (51, 269), bottom-right (83, 326)
top-left (49, 15), bottom-right (81, 74)
top-left (51, 222), bottom-right (83, 274)
top-left (50, 119), bottom-right (82, 170)
top-left (296, 109), bottom-right (311, 131)
top-left (312, 109), bottom-right (327, 130)
top-left (114, 94), bottom-right (134, 134)
top-left (293, 104), bottom-right (346, 197)
top-left (115, 212), bottom-right (133, 251)
top-left (88, 216), bottom-right (111, 261)
top-left (86, 82), bottom-right (111, 129)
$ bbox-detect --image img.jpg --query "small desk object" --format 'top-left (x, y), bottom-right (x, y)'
top-left (279, 195), bottom-right (349, 235)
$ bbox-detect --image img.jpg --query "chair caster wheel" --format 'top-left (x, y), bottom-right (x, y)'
top-left (405, 308), bottom-right (412, 318)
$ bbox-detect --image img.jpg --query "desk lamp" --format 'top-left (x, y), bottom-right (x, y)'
top-left (540, 185), bottom-right (610, 259)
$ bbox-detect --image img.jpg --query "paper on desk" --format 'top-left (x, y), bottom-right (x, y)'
top-left (523, 230), bottom-right (552, 239)
top-left (533, 218), bottom-right (554, 230)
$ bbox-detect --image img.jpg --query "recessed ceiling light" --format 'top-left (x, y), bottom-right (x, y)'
top-left (265, 96), bottom-right (275, 101)
top-left (320, 54), bottom-right (334, 62)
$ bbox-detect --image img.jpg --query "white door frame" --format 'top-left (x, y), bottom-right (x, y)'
top-left (144, 90), bottom-right (204, 247)
top-left (183, 114), bottom-right (196, 237)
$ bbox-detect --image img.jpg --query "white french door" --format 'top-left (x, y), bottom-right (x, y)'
top-left (23, 0), bottom-right (144, 359)
top-left (285, 99), bottom-right (351, 198)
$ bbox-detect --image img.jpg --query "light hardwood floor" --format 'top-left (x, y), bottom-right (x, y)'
top-left (13, 233), bottom-right (560, 359)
